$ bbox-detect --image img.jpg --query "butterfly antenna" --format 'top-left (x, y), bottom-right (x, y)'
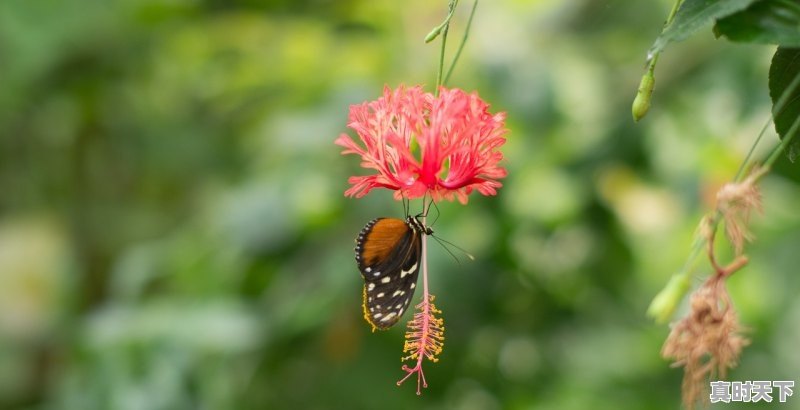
top-left (431, 234), bottom-right (475, 265)
top-left (416, 192), bottom-right (429, 219)
top-left (429, 199), bottom-right (441, 227)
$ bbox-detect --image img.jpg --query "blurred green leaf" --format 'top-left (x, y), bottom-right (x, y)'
top-left (715, 0), bottom-right (800, 46)
top-left (649, 0), bottom-right (758, 55)
top-left (0, 1), bottom-right (798, 409)
top-left (769, 46), bottom-right (800, 159)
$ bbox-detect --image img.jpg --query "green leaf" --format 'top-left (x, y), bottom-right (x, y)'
top-left (715, 0), bottom-right (800, 46)
top-left (768, 47), bottom-right (800, 160)
top-left (649, 0), bottom-right (759, 56)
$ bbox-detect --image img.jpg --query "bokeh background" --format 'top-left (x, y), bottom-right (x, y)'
top-left (1, 0), bottom-right (798, 409)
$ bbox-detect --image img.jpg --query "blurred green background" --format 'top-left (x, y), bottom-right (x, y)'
top-left (1, 0), bottom-right (798, 409)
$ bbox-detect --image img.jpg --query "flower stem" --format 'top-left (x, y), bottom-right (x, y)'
top-left (633, 0), bottom-right (683, 121)
top-left (734, 68), bottom-right (800, 181)
top-left (435, 0), bottom-right (458, 97)
top-left (649, 61), bottom-right (800, 323)
top-left (413, 202), bottom-right (433, 389)
top-left (649, 0), bottom-right (683, 65)
top-left (422, 204), bottom-right (430, 308)
top-left (733, 118), bottom-right (773, 182)
top-left (398, 199), bottom-right (445, 395)
top-left (765, 107), bottom-right (800, 169)
top-left (444, 0), bottom-right (478, 85)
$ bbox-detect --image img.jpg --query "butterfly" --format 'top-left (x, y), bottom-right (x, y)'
top-left (354, 216), bottom-right (433, 331)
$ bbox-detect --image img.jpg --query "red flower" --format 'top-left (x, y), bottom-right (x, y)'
top-left (335, 85), bottom-right (508, 204)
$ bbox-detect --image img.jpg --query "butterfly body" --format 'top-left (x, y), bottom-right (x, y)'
top-left (355, 217), bottom-right (432, 330)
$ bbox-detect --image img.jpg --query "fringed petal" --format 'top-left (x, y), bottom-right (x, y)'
top-left (336, 85), bottom-right (508, 202)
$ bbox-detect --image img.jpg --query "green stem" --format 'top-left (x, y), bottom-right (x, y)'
top-left (436, 31), bottom-right (448, 97)
top-left (645, 54), bottom-right (659, 78)
top-left (665, 0), bottom-right (684, 31)
top-left (425, 0), bottom-right (458, 43)
top-left (633, 0), bottom-right (682, 121)
top-left (734, 66), bottom-right (800, 181)
top-left (645, 0), bottom-right (683, 70)
top-left (668, 104), bottom-right (800, 305)
top-left (649, 68), bottom-right (800, 323)
top-left (733, 119), bottom-right (771, 182)
top-left (765, 109), bottom-right (800, 168)
top-left (763, 67), bottom-right (800, 167)
top-left (435, 0), bottom-right (458, 97)
top-left (444, 0), bottom-right (478, 85)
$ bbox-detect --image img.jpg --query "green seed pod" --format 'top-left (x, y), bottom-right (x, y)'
top-left (647, 273), bottom-right (691, 324)
top-left (632, 72), bottom-right (655, 122)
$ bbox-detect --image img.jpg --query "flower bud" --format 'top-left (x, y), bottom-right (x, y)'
top-left (425, 25), bottom-right (443, 43)
top-left (647, 273), bottom-right (690, 324)
top-left (632, 72), bottom-right (655, 122)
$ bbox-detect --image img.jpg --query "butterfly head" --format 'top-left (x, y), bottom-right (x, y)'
top-left (406, 216), bottom-right (433, 236)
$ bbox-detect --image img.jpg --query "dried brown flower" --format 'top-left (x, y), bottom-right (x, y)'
top-left (715, 167), bottom-right (765, 255)
top-left (662, 278), bottom-right (749, 409)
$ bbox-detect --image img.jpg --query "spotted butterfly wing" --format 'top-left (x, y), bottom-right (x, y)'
top-left (355, 217), bottom-right (427, 330)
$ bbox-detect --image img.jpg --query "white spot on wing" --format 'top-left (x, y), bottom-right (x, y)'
top-left (374, 313), bottom-right (383, 318)
top-left (392, 290), bottom-right (402, 297)
top-left (381, 276), bottom-right (391, 283)
top-left (400, 262), bottom-right (418, 278)
top-left (380, 312), bottom-right (397, 322)
top-left (373, 271), bottom-right (381, 277)
top-left (367, 283), bottom-right (375, 291)
top-left (365, 267), bottom-right (372, 273)
top-left (376, 292), bottom-right (385, 298)
top-left (410, 283), bottom-right (415, 289)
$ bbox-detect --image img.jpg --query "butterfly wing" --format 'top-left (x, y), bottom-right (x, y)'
top-left (355, 218), bottom-right (421, 330)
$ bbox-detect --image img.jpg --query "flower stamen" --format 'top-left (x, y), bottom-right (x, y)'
top-left (397, 294), bottom-right (444, 395)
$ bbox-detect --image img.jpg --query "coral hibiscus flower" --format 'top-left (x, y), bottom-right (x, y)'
top-left (335, 85), bottom-right (508, 204)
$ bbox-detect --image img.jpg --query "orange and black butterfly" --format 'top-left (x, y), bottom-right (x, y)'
top-left (354, 216), bottom-right (432, 330)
